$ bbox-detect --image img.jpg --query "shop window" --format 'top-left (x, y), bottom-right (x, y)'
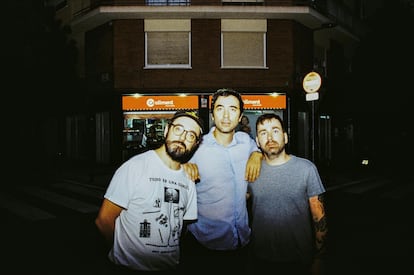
top-left (221, 19), bottom-right (267, 68)
top-left (145, 19), bottom-right (191, 68)
top-left (123, 112), bottom-right (174, 160)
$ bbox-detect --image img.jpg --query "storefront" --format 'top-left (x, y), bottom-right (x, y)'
top-left (122, 93), bottom-right (287, 160)
top-left (122, 94), bottom-right (200, 160)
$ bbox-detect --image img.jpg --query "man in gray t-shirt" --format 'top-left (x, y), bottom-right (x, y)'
top-left (248, 113), bottom-right (328, 275)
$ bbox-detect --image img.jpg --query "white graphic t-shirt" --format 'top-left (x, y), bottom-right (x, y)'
top-left (104, 150), bottom-right (197, 271)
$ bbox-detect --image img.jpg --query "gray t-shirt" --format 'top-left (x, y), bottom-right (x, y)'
top-left (248, 155), bottom-right (325, 265)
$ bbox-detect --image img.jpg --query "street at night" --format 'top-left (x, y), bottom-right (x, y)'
top-left (2, 169), bottom-right (413, 274)
top-left (3, 1), bottom-right (414, 274)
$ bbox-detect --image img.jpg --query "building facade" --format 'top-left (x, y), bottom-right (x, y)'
top-left (51, 0), bottom-right (368, 169)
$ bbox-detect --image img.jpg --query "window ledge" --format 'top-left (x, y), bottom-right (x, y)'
top-left (144, 65), bottom-right (192, 69)
top-left (221, 66), bottom-right (269, 69)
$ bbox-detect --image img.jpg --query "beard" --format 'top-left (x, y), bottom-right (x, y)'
top-left (263, 141), bottom-right (285, 159)
top-left (165, 140), bottom-right (199, 164)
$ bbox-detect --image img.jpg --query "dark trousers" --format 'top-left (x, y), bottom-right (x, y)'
top-left (179, 232), bottom-right (249, 275)
top-left (102, 257), bottom-right (179, 275)
top-left (248, 254), bottom-right (311, 275)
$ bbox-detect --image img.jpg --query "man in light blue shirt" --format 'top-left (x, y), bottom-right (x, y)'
top-left (180, 88), bottom-right (262, 274)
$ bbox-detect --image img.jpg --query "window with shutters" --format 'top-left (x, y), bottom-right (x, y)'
top-left (145, 19), bottom-right (191, 68)
top-left (221, 19), bottom-right (267, 68)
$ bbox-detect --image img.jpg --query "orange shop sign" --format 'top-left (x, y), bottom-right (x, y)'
top-left (122, 95), bottom-right (199, 111)
top-left (209, 94), bottom-right (286, 110)
top-left (242, 94), bottom-right (286, 109)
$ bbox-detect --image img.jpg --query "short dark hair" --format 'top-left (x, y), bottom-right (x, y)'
top-left (255, 113), bottom-right (286, 133)
top-left (210, 88), bottom-right (244, 114)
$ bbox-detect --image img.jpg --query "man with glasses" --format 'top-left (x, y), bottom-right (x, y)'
top-left (95, 111), bottom-right (204, 274)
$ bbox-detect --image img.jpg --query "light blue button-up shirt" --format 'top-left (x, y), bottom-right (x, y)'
top-left (187, 127), bottom-right (259, 250)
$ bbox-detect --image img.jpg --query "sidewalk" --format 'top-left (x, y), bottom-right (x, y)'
top-left (51, 161), bottom-right (117, 189)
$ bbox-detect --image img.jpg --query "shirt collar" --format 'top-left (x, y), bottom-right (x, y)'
top-left (204, 126), bottom-right (238, 147)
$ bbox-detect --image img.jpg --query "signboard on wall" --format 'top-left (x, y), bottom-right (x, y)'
top-left (123, 93), bottom-right (286, 111)
top-left (303, 71), bottom-right (321, 101)
top-left (241, 94), bottom-right (286, 109)
top-left (302, 71), bottom-right (322, 94)
top-left (122, 95), bottom-right (199, 110)
top-left (209, 94), bottom-right (286, 110)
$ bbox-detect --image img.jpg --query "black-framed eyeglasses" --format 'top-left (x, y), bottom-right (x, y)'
top-left (170, 124), bottom-right (199, 142)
